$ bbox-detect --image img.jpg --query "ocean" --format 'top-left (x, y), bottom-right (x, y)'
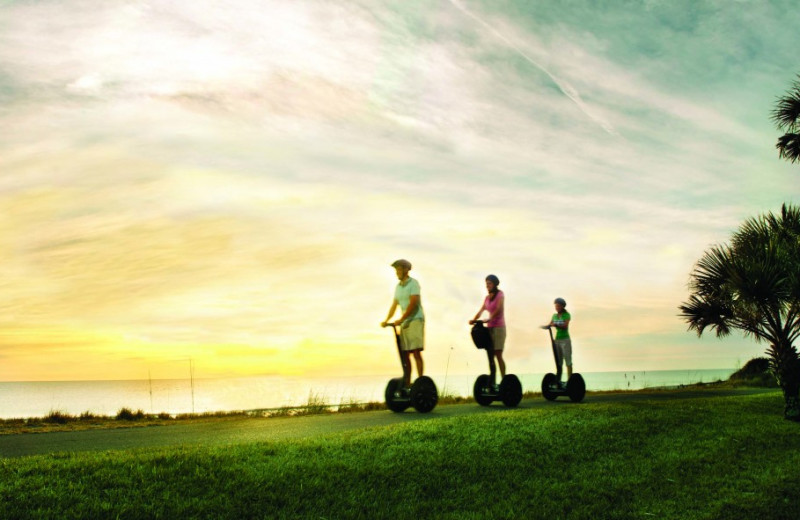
top-left (0, 369), bottom-right (735, 419)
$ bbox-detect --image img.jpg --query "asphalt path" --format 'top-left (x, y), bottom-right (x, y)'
top-left (0, 388), bottom-right (776, 459)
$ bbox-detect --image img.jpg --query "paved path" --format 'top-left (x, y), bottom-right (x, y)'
top-left (0, 388), bottom-right (776, 459)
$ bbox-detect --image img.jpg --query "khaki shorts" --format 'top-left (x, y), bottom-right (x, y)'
top-left (555, 338), bottom-right (572, 366)
top-left (400, 319), bottom-right (425, 351)
top-left (489, 326), bottom-right (506, 351)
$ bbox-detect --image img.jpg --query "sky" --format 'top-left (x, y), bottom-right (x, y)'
top-left (1, 0), bottom-right (799, 382)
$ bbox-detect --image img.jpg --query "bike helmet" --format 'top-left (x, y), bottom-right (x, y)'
top-left (391, 259), bottom-right (412, 269)
top-left (485, 274), bottom-right (500, 286)
top-left (554, 297), bottom-right (566, 307)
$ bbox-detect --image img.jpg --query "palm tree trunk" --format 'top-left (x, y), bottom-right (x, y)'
top-left (768, 343), bottom-right (800, 421)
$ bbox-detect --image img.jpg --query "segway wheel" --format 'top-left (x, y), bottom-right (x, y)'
top-left (499, 374), bottom-right (523, 407)
top-left (472, 374), bottom-right (494, 406)
top-left (410, 376), bottom-right (438, 413)
top-left (541, 373), bottom-right (559, 401)
top-left (567, 373), bottom-right (586, 403)
top-left (385, 377), bottom-right (411, 413)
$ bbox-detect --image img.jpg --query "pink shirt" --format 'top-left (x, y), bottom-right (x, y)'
top-left (484, 290), bottom-right (505, 328)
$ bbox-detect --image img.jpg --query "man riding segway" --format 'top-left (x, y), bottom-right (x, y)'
top-left (381, 259), bottom-right (437, 412)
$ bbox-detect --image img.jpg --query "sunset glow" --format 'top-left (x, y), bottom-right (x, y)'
top-left (2, 0), bottom-right (799, 382)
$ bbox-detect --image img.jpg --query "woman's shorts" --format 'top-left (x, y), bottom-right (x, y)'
top-left (489, 326), bottom-right (506, 351)
top-left (555, 338), bottom-right (572, 366)
top-left (400, 319), bottom-right (425, 351)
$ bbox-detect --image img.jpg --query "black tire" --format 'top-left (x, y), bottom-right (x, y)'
top-left (473, 374), bottom-right (495, 406)
top-left (567, 373), bottom-right (586, 403)
top-left (541, 373), bottom-right (559, 401)
top-left (385, 377), bottom-right (411, 413)
top-left (499, 374), bottom-right (523, 407)
top-left (410, 376), bottom-right (438, 413)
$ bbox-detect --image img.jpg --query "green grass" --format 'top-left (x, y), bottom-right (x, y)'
top-left (1, 391), bottom-right (799, 519)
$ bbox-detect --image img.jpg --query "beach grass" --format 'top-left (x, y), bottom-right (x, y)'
top-left (1, 390), bottom-right (798, 519)
top-left (0, 387), bottom-right (480, 434)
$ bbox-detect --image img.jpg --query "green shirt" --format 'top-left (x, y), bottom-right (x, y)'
top-left (552, 311), bottom-right (571, 340)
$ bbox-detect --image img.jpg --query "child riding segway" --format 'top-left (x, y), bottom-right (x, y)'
top-left (540, 298), bottom-right (585, 402)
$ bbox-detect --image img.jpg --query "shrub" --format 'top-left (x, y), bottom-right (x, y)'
top-left (79, 411), bottom-right (99, 421)
top-left (44, 410), bottom-right (72, 424)
top-left (116, 408), bottom-right (145, 421)
top-left (729, 357), bottom-right (778, 387)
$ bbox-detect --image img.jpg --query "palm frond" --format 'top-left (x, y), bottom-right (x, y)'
top-left (678, 294), bottom-right (732, 338)
top-left (771, 76), bottom-right (800, 131)
top-left (776, 133), bottom-right (800, 163)
top-left (688, 245), bottom-right (732, 295)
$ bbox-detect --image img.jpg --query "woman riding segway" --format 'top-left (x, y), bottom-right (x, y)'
top-left (469, 274), bottom-right (522, 407)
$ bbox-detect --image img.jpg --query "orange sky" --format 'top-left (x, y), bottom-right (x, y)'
top-left (2, 0), bottom-right (798, 381)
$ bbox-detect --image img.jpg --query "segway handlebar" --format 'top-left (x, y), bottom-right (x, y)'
top-left (381, 322), bottom-right (401, 332)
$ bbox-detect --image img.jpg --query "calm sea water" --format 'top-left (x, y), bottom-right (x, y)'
top-left (0, 369), bottom-right (735, 419)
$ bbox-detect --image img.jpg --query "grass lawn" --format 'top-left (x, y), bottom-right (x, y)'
top-left (1, 390), bottom-right (798, 519)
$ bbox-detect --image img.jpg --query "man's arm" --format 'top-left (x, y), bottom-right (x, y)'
top-left (394, 295), bottom-right (419, 325)
top-left (382, 300), bottom-right (399, 327)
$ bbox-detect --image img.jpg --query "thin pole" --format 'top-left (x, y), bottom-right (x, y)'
top-left (443, 346), bottom-right (453, 394)
top-left (189, 359), bottom-right (195, 414)
top-left (148, 370), bottom-right (153, 413)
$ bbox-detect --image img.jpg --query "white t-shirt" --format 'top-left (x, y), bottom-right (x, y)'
top-left (394, 277), bottom-right (424, 321)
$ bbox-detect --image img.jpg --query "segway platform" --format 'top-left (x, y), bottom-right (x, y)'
top-left (473, 374), bottom-right (523, 407)
top-left (541, 326), bottom-right (586, 403)
top-left (470, 322), bottom-right (523, 407)
top-left (383, 325), bottom-right (438, 413)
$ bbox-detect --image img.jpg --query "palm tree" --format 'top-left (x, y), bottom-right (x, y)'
top-left (679, 204), bottom-right (800, 420)
top-left (772, 75), bottom-right (800, 163)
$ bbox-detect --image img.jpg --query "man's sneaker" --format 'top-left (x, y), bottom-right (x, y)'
top-left (492, 384), bottom-right (500, 393)
top-left (559, 381), bottom-right (567, 390)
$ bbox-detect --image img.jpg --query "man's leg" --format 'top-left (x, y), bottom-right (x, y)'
top-left (412, 350), bottom-right (424, 378)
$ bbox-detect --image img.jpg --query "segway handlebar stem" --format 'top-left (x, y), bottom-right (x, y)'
top-left (543, 325), bottom-right (562, 380)
top-left (382, 322), bottom-right (409, 374)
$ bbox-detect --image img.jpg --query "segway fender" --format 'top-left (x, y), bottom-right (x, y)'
top-left (471, 322), bottom-right (493, 350)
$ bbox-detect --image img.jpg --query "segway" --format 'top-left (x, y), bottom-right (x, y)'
top-left (470, 322), bottom-right (523, 407)
top-left (541, 326), bottom-right (585, 402)
top-left (383, 323), bottom-right (438, 413)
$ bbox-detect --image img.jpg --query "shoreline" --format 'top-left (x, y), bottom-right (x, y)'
top-left (0, 367), bottom-right (738, 421)
top-left (0, 379), bottom-right (751, 436)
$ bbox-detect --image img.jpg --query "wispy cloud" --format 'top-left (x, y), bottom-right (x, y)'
top-left (447, 0), bottom-right (618, 135)
top-left (1, 0), bottom-right (797, 380)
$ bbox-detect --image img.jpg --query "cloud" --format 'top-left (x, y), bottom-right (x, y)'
top-left (2, 0), bottom-right (799, 381)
